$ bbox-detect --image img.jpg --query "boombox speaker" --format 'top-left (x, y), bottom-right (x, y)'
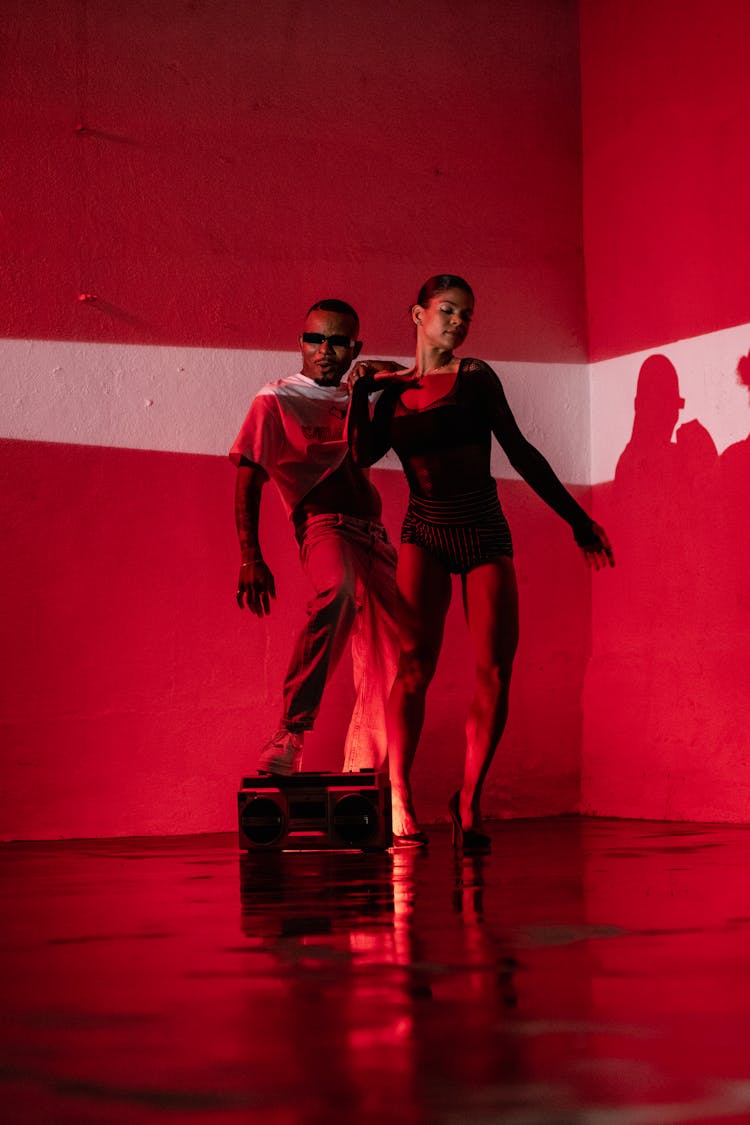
top-left (237, 771), bottom-right (392, 851)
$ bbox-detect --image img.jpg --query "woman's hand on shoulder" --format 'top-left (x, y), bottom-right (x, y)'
top-left (348, 361), bottom-right (421, 394)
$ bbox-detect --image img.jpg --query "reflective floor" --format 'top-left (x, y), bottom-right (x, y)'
top-left (3, 818), bottom-right (750, 1124)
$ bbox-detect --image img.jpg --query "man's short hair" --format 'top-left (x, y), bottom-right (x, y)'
top-left (306, 298), bottom-right (360, 337)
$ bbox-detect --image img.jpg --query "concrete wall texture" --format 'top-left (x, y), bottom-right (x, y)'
top-left (580, 0), bottom-right (750, 820)
top-left (1, 0), bottom-right (748, 838)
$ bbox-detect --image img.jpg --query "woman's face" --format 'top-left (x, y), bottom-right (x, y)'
top-left (414, 287), bottom-right (474, 351)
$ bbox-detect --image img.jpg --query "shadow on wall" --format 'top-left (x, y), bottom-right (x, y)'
top-left (584, 350), bottom-right (750, 820)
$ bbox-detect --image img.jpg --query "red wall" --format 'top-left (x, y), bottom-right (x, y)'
top-left (1, 1), bottom-right (595, 839)
top-left (580, 1), bottom-right (750, 820)
top-left (580, 0), bottom-right (750, 361)
top-left (1, 0), bottom-right (598, 837)
top-left (3, 0), bottom-right (587, 363)
top-left (1, 0), bottom-right (593, 837)
top-left (8, 1), bottom-right (748, 837)
top-left (0, 440), bottom-right (590, 838)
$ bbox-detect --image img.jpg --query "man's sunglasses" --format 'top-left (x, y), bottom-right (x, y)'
top-left (302, 332), bottom-right (358, 349)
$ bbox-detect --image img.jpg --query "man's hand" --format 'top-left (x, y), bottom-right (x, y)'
top-left (236, 557), bottom-right (277, 616)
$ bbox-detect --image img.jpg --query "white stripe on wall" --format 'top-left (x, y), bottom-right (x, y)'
top-left (0, 339), bottom-right (593, 484)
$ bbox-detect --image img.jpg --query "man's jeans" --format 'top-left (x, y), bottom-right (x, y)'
top-left (282, 513), bottom-right (399, 771)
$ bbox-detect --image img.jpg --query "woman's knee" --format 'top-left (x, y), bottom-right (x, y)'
top-left (474, 660), bottom-right (513, 700)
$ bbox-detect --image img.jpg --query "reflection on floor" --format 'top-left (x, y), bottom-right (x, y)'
top-left (3, 818), bottom-right (750, 1123)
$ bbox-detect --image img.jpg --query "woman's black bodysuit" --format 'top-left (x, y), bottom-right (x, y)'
top-left (355, 357), bottom-right (596, 574)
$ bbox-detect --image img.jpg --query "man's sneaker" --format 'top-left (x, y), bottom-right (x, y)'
top-left (257, 729), bottom-right (304, 776)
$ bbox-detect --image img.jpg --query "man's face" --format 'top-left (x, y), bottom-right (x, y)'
top-left (299, 309), bottom-right (361, 386)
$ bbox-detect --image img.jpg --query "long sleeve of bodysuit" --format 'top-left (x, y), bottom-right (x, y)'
top-left (347, 379), bottom-right (400, 468)
top-left (472, 360), bottom-right (595, 545)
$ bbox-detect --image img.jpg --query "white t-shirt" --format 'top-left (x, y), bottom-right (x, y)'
top-left (229, 372), bottom-right (352, 517)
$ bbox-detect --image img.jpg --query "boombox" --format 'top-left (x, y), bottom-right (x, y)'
top-left (237, 771), bottom-right (392, 851)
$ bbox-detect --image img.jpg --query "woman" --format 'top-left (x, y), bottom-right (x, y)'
top-left (348, 275), bottom-right (613, 848)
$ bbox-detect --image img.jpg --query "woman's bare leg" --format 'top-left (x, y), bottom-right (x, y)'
top-left (387, 544), bottom-right (452, 836)
top-left (459, 556), bottom-right (519, 830)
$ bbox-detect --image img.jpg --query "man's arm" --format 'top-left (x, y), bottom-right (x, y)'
top-left (235, 461), bottom-right (277, 616)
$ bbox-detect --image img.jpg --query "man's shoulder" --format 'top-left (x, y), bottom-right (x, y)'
top-left (256, 373), bottom-right (302, 397)
top-left (248, 375), bottom-right (305, 417)
top-left (256, 372), bottom-right (330, 402)
top-left (258, 374), bottom-right (349, 413)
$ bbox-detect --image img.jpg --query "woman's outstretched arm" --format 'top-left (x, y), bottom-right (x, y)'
top-left (476, 361), bottom-right (615, 566)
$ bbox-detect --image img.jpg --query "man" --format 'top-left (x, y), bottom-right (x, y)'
top-left (230, 299), bottom-right (400, 776)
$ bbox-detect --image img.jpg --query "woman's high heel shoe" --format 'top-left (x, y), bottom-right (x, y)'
top-left (448, 792), bottom-right (491, 851)
top-left (392, 830), bottom-right (429, 849)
